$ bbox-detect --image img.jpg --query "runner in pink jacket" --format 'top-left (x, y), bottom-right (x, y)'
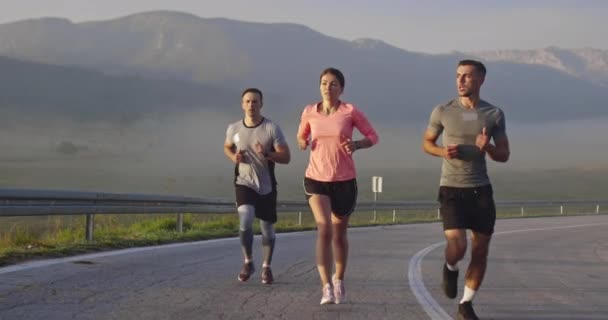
top-left (297, 67), bottom-right (379, 305)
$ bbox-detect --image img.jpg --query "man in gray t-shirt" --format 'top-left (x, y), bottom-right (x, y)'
top-left (223, 88), bottom-right (290, 285)
top-left (422, 60), bottom-right (510, 320)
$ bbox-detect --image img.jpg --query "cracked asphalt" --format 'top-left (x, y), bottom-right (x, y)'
top-left (1, 215), bottom-right (607, 319)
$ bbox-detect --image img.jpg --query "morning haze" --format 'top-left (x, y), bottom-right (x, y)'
top-left (0, 9), bottom-right (607, 200)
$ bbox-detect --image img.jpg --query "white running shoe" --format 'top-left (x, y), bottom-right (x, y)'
top-left (333, 275), bottom-right (346, 304)
top-left (320, 283), bottom-right (335, 305)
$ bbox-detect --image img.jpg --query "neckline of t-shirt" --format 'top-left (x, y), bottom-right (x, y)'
top-left (315, 101), bottom-right (346, 115)
top-left (242, 117), bottom-right (265, 128)
top-left (455, 97), bottom-right (487, 111)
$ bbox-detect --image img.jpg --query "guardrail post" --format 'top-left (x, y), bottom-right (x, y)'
top-left (521, 206), bottom-right (524, 216)
top-left (177, 213), bottom-right (184, 233)
top-left (560, 205), bottom-right (563, 215)
top-left (298, 211), bottom-right (302, 225)
top-left (85, 214), bottom-right (95, 242)
top-left (392, 209), bottom-right (396, 222)
top-left (597, 205), bottom-right (600, 214)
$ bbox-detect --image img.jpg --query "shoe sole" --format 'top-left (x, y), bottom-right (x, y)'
top-left (334, 292), bottom-right (346, 304)
top-left (238, 273), bottom-right (253, 282)
top-left (457, 313), bottom-right (475, 320)
top-left (238, 265), bottom-right (255, 282)
top-left (332, 274), bottom-right (345, 304)
top-left (261, 269), bottom-right (273, 284)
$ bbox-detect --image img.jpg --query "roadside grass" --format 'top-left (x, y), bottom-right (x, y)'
top-left (0, 207), bottom-right (602, 267)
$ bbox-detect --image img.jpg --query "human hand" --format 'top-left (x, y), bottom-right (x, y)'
top-left (340, 135), bottom-right (356, 154)
top-left (297, 136), bottom-right (309, 150)
top-left (444, 144), bottom-right (459, 159)
top-left (476, 127), bottom-right (490, 152)
top-left (254, 141), bottom-right (265, 155)
top-left (234, 149), bottom-right (245, 163)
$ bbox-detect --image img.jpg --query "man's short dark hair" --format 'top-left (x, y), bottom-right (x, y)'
top-left (241, 88), bottom-right (263, 102)
top-left (458, 60), bottom-right (486, 77)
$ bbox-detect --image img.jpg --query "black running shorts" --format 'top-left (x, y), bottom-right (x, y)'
top-left (235, 185), bottom-right (278, 223)
top-left (438, 184), bottom-right (496, 235)
top-left (303, 177), bottom-right (358, 217)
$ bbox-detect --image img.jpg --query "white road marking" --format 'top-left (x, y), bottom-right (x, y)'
top-left (408, 222), bottom-right (608, 320)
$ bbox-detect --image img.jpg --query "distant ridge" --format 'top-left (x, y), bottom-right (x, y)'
top-left (0, 11), bottom-right (607, 123)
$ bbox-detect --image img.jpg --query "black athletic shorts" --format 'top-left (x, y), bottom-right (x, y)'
top-left (303, 177), bottom-right (357, 217)
top-left (438, 184), bottom-right (496, 235)
top-left (235, 185), bottom-right (277, 223)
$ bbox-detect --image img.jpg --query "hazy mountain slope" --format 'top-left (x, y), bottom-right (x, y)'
top-left (0, 55), bottom-right (233, 122)
top-left (0, 11), bottom-right (607, 124)
top-left (469, 47), bottom-right (608, 86)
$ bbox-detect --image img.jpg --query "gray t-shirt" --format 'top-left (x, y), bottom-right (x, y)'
top-left (225, 117), bottom-right (287, 195)
top-left (427, 98), bottom-right (507, 187)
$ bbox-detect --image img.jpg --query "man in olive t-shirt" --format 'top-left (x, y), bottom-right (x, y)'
top-left (422, 60), bottom-right (510, 320)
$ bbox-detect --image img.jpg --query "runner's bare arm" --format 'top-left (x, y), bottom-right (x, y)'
top-left (422, 129), bottom-right (451, 159)
top-left (224, 142), bottom-right (241, 164)
top-left (484, 137), bottom-right (510, 162)
top-left (266, 143), bottom-right (290, 164)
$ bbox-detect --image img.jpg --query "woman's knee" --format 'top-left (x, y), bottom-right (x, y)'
top-left (316, 222), bottom-right (332, 241)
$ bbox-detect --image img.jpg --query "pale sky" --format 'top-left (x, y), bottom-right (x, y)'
top-left (0, 0), bottom-right (606, 53)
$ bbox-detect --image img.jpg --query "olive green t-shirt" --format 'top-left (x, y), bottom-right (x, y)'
top-left (427, 98), bottom-right (507, 187)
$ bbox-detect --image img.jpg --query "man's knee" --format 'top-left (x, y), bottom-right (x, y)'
top-left (445, 230), bottom-right (467, 255)
top-left (238, 205), bottom-right (255, 231)
top-left (471, 235), bottom-right (491, 262)
top-left (260, 221), bottom-right (275, 242)
top-left (449, 242), bottom-right (467, 258)
top-left (471, 249), bottom-right (488, 266)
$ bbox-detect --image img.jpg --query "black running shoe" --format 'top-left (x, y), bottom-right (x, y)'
top-left (457, 301), bottom-right (479, 320)
top-left (261, 266), bottom-right (274, 284)
top-left (238, 261), bottom-right (255, 282)
top-left (442, 263), bottom-right (458, 299)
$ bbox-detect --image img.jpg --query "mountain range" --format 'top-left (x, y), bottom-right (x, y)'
top-left (0, 55), bottom-right (233, 123)
top-left (469, 47), bottom-right (608, 87)
top-left (1, 11), bottom-right (607, 125)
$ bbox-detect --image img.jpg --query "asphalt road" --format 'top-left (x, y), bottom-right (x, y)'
top-left (1, 215), bottom-right (607, 319)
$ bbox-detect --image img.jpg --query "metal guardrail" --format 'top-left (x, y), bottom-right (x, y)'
top-left (0, 188), bottom-right (442, 217)
top-left (2, 188), bottom-right (607, 241)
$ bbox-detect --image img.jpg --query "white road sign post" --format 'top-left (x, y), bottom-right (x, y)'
top-left (372, 176), bottom-right (383, 222)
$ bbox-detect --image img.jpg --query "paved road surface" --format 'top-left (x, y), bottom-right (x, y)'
top-left (1, 215), bottom-right (607, 319)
